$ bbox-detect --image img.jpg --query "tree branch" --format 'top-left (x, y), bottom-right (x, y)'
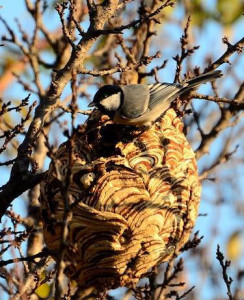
top-left (216, 245), bottom-right (234, 300)
top-left (205, 36), bottom-right (244, 72)
top-left (0, 0), bottom-right (120, 219)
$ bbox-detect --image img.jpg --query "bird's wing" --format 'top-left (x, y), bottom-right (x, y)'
top-left (119, 85), bottom-right (150, 119)
top-left (148, 83), bottom-right (182, 111)
top-left (148, 71), bottom-right (222, 111)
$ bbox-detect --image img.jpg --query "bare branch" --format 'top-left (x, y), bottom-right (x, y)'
top-left (79, 51), bottom-right (161, 76)
top-left (0, 248), bottom-right (49, 268)
top-left (87, 0), bottom-right (175, 38)
top-left (0, 0), bottom-right (121, 218)
top-left (173, 17), bottom-right (199, 83)
top-left (55, 2), bottom-right (75, 48)
top-left (205, 36), bottom-right (244, 72)
top-left (216, 245), bottom-right (234, 300)
top-left (57, 102), bottom-right (92, 116)
top-left (191, 92), bottom-right (239, 105)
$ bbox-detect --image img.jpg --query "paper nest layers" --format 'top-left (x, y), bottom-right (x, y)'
top-left (40, 108), bottom-right (201, 290)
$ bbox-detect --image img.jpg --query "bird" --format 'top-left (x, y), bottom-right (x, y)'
top-left (88, 70), bottom-right (222, 127)
top-left (40, 70), bottom-right (220, 292)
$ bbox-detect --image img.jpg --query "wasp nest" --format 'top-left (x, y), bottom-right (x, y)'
top-left (40, 109), bottom-right (201, 290)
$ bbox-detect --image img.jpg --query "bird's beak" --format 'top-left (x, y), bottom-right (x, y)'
top-left (88, 102), bottom-right (96, 108)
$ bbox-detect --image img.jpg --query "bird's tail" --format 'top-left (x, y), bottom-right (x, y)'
top-left (179, 70), bottom-right (222, 94)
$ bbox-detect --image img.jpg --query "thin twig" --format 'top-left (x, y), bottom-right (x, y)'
top-left (205, 36), bottom-right (244, 72)
top-left (216, 245), bottom-right (234, 300)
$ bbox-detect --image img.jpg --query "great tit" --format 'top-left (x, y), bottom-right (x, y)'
top-left (88, 70), bottom-right (222, 127)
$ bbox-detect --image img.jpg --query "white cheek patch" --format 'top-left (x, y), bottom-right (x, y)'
top-left (100, 92), bottom-right (121, 110)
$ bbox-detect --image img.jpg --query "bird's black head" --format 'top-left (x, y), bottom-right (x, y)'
top-left (89, 85), bottom-right (123, 114)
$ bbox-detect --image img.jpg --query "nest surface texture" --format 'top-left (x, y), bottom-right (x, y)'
top-left (40, 109), bottom-right (201, 289)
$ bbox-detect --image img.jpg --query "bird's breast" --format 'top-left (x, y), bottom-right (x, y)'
top-left (113, 112), bottom-right (152, 127)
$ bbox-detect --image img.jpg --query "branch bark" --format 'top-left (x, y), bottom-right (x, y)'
top-left (204, 37), bottom-right (244, 72)
top-left (0, 0), bottom-right (120, 219)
